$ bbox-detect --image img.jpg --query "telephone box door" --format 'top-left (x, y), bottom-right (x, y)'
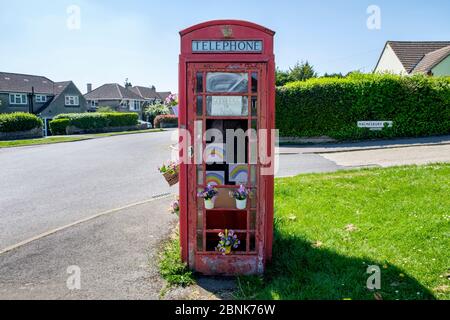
top-left (186, 62), bottom-right (268, 275)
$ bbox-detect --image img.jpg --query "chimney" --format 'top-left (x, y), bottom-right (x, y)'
top-left (87, 83), bottom-right (92, 93)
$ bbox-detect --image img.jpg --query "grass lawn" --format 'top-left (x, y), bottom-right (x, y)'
top-left (0, 129), bottom-right (163, 148)
top-left (237, 164), bottom-right (449, 300)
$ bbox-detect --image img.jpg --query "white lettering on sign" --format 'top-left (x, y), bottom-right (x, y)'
top-left (358, 121), bottom-right (393, 131)
top-left (192, 40), bottom-right (263, 53)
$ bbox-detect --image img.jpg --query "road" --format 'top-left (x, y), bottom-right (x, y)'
top-left (0, 130), bottom-right (177, 250)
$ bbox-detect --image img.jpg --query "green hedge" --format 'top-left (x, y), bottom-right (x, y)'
top-left (0, 112), bottom-right (43, 133)
top-left (52, 113), bottom-right (139, 133)
top-left (107, 113), bottom-right (140, 127)
top-left (276, 74), bottom-right (450, 140)
top-left (49, 119), bottom-right (70, 135)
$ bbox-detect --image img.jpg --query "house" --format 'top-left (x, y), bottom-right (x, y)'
top-left (0, 72), bottom-right (87, 134)
top-left (157, 91), bottom-right (172, 103)
top-left (374, 41), bottom-right (450, 76)
top-left (129, 85), bottom-right (170, 106)
top-left (84, 83), bottom-right (145, 119)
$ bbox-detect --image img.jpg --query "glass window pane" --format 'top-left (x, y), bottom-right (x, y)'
top-left (197, 209), bottom-right (203, 230)
top-left (197, 165), bottom-right (204, 185)
top-left (207, 96), bottom-right (248, 116)
top-left (206, 73), bottom-right (248, 93)
top-left (195, 121), bottom-right (203, 164)
top-left (250, 211), bottom-right (257, 229)
top-left (251, 72), bottom-right (258, 93)
top-left (228, 164), bottom-right (248, 185)
top-left (197, 231), bottom-right (203, 251)
top-left (251, 193), bottom-right (257, 209)
top-left (250, 165), bottom-right (257, 185)
top-left (251, 97), bottom-right (258, 117)
top-left (250, 233), bottom-right (256, 252)
top-left (196, 96), bottom-right (203, 116)
top-left (196, 72), bottom-right (203, 93)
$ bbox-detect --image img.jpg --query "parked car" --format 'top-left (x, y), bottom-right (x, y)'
top-left (138, 120), bottom-right (153, 129)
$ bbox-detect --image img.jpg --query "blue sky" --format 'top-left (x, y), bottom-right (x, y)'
top-left (1, 0), bottom-right (449, 93)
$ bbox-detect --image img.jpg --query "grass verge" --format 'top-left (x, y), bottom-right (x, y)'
top-left (236, 164), bottom-right (449, 300)
top-left (0, 136), bottom-right (89, 148)
top-left (0, 129), bottom-right (163, 148)
top-left (159, 231), bottom-right (195, 288)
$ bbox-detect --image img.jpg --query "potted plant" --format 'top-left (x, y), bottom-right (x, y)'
top-left (158, 161), bottom-right (179, 186)
top-left (197, 184), bottom-right (219, 209)
top-left (169, 198), bottom-right (180, 216)
top-left (229, 185), bottom-right (251, 210)
top-left (216, 229), bottom-right (240, 255)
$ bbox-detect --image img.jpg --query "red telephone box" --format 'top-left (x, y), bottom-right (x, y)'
top-left (178, 20), bottom-right (275, 275)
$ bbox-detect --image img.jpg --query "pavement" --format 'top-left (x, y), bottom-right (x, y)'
top-left (318, 144), bottom-right (450, 167)
top-left (0, 195), bottom-right (176, 300)
top-left (276, 135), bottom-right (450, 176)
top-left (0, 132), bottom-right (449, 300)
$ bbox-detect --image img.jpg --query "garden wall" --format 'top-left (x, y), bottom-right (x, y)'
top-left (276, 74), bottom-right (450, 140)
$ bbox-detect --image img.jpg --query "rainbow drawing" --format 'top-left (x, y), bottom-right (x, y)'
top-left (229, 164), bottom-right (248, 184)
top-left (205, 143), bottom-right (225, 164)
top-left (206, 171), bottom-right (225, 186)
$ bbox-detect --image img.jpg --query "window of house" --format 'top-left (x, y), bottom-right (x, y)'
top-left (35, 95), bottom-right (47, 103)
top-left (90, 100), bottom-right (98, 108)
top-left (65, 95), bottom-right (79, 106)
top-left (9, 93), bottom-right (27, 105)
top-left (130, 100), bottom-right (141, 111)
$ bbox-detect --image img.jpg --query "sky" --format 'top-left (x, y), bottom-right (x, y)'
top-left (1, 0), bottom-right (449, 93)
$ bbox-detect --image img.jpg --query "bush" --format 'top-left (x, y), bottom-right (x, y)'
top-left (0, 112), bottom-right (43, 133)
top-left (276, 74), bottom-right (450, 140)
top-left (54, 112), bottom-right (138, 132)
top-left (107, 113), bottom-right (139, 127)
top-left (154, 115), bottom-right (178, 128)
top-left (144, 103), bottom-right (170, 124)
top-left (96, 106), bottom-right (117, 113)
top-left (49, 119), bottom-right (70, 135)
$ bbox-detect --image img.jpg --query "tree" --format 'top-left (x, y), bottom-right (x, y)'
top-left (289, 61), bottom-right (317, 82)
top-left (276, 61), bottom-right (318, 86)
top-left (276, 68), bottom-right (290, 86)
top-left (322, 72), bottom-right (344, 78)
top-left (144, 103), bottom-right (170, 123)
top-left (96, 106), bottom-right (116, 113)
